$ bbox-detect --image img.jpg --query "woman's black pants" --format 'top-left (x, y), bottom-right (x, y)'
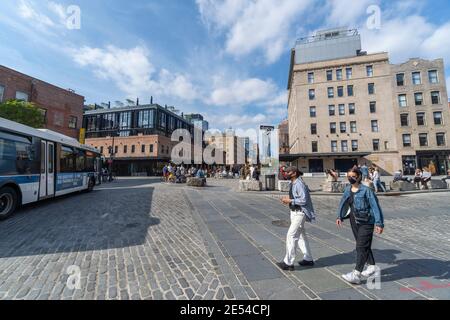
top-left (350, 213), bottom-right (375, 272)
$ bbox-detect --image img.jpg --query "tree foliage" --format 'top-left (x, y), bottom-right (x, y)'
top-left (0, 100), bottom-right (46, 128)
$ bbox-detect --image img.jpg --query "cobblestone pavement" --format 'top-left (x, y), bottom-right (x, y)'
top-left (0, 178), bottom-right (449, 300)
top-left (0, 179), bottom-right (235, 300)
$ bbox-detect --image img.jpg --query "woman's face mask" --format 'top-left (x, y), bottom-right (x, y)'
top-left (348, 176), bottom-right (359, 185)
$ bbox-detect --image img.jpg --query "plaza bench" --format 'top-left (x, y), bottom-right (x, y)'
top-left (390, 181), bottom-right (416, 192)
top-left (239, 180), bottom-right (262, 192)
top-left (187, 177), bottom-right (206, 187)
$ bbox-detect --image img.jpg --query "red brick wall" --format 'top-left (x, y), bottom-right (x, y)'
top-left (0, 65), bottom-right (84, 139)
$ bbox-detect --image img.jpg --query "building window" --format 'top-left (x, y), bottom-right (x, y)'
top-left (403, 134), bottom-right (412, 147)
top-left (416, 113), bottom-right (426, 126)
top-left (311, 124), bottom-right (317, 135)
top-left (328, 87), bottom-right (334, 98)
top-left (352, 140), bottom-right (358, 152)
top-left (308, 72), bottom-right (314, 84)
top-left (138, 109), bottom-right (155, 128)
top-left (331, 141), bottom-right (338, 152)
top-left (327, 70), bottom-right (333, 81)
top-left (337, 86), bottom-right (344, 97)
top-left (39, 108), bottom-right (47, 124)
top-left (336, 69), bottom-right (343, 81)
top-left (350, 121), bottom-right (357, 133)
top-left (396, 73), bottom-right (405, 86)
top-left (347, 85), bottom-right (354, 97)
top-left (123, 145), bottom-right (128, 154)
top-left (141, 145), bottom-right (146, 153)
top-left (368, 83), bottom-right (375, 95)
top-left (434, 112), bottom-right (443, 125)
top-left (340, 122), bottom-right (347, 133)
top-left (431, 91), bottom-right (440, 104)
top-left (371, 120), bottom-right (379, 132)
top-left (428, 70), bottom-right (439, 84)
top-left (412, 72), bottom-right (422, 85)
top-left (150, 144), bottom-right (154, 153)
top-left (349, 103), bottom-right (356, 115)
top-left (100, 146), bottom-right (104, 154)
top-left (15, 91), bottom-right (29, 101)
top-left (339, 104), bottom-right (345, 115)
top-left (131, 145), bottom-right (136, 153)
top-left (370, 101), bottom-right (376, 113)
top-left (419, 133), bottom-right (428, 147)
top-left (400, 114), bottom-right (409, 127)
top-left (0, 85), bottom-right (4, 102)
top-left (346, 68), bottom-right (353, 79)
top-left (328, 105), bottom-right (335, 116)
top-left (366, 65), bottom-right (373, 77)
top-left (115, 146), bottom-right (118, 154)
top-left (436, 133), bottom-right (446, 146)
top-left (373, 139), bottom-right (380, 151)
top-left (309, 89), bottom-right (315, 100)
top-left (68, 116), bottom-right (77, 129)
top-left (312, 141), bottom-right (318, 153)
top-left (120, 112), bottom-right (132, 129)
top-left (398, 94), bottom-right (407, 107)
top-left (414, 92), bottom-right (423, 106)
top-left (330, 123), bottom-right (337, 134)
top-left (341, 141), bottom-right (349, 152)
top-left (309, 106), bottom-right (316, 118)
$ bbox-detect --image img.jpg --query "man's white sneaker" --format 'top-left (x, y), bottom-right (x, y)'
top-left (342, 270), bottom-right (362, 285)
top-left (361, 265), bottom-right (379, 279)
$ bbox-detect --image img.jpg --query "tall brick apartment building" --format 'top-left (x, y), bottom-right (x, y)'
top-left (0, 65), bottom-right (84, 139)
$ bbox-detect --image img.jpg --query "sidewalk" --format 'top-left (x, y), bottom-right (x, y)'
top-left (183, 183), bottom-right (450, 300)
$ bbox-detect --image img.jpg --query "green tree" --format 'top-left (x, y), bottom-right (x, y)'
top-left (0, 100), bottom-right (45, 128)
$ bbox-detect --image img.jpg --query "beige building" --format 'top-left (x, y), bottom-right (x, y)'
top-left (278, 119), bottom-right (289, 155)
top-left (392, 59), bottom-right (449, 175)
top-left (287, 28), bottom-right (450, 175)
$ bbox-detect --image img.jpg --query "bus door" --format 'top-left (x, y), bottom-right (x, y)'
top-left (39, 141), bottom-right (55, 199)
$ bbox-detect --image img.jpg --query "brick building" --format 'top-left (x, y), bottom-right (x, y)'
top-left (0, 65), bottom-right (84, 139)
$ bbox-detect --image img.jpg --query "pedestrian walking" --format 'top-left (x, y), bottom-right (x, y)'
top-left (360, 163), bottom-right (369, 181)
top-left (441, 170), bottom-right (450, 185)
top-left (372, 166), bottom-right (386, 193)
top-left (413, 169), bottom-right (423, 189)
top-left (336, 167), bottom-right (384, 285)
top-left (421, 167), bottom-right (432, 189)
top-left (277, 166), bottom-right (316, 271)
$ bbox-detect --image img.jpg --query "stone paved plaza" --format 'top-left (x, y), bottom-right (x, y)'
top-left (0, 178), bottom-right (449, 300)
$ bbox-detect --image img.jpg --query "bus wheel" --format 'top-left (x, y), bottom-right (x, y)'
top-left (0, 187), bottom-right (18, 220)
top-left (87, 178), bottom-right (95, 192)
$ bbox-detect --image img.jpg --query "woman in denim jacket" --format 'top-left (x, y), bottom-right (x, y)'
top-left (336, 167), bottom-right (385, 284)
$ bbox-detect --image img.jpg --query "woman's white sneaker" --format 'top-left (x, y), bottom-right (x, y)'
top-left (342, 270), bottom-right (362, 285)
top-left (361, 265), bottom-right (379, 279)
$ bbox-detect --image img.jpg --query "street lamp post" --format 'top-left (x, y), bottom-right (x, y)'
top-left (109, 130), bottom-right (117, 181)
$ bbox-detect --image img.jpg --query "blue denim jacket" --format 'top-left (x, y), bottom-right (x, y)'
top-left (337, 185), bottom-right (384, 228)
top-left (290, 178), bottom-right (316, 223)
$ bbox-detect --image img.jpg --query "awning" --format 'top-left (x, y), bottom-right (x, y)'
top-left (280, 152), bottom-right (371, 162)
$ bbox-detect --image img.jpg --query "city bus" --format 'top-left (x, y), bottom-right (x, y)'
top-left (0, 117), bottom-right (102, 220)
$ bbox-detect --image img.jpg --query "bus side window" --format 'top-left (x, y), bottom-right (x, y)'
top-left (0, 131), bottom-right (39, 175)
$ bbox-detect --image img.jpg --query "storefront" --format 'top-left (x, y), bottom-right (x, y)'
top-left (416, 150), bottom-right (450, 175)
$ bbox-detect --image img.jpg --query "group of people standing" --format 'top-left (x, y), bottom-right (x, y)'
top-left (278, 166), bottom-right (384, 285)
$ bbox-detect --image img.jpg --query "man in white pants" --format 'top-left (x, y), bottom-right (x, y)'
top-left (277, 167), bottom-right (316, 271)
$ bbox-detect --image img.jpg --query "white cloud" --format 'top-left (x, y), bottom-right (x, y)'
top-left (47, 1), bottom-right (67, 23)
top-left (18, 0), bottom-right (55, 28)
top-left (71, 45), bottom-right (200, 101)
top-left (326, 0), bottom-right (375, 27)
top-left (197, 0), bottom-right (312, 63)
top-left (208, 77), bottom-right (284, 106)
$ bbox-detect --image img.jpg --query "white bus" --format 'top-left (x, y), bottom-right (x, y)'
top-left (0, 117), bottom-right (102, 220)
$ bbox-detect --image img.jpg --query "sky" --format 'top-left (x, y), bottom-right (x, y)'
top-left (1, 0), bottom-right (450, 132)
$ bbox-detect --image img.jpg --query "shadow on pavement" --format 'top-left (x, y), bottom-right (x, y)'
top-left (315, 249), bottom-right (449, 282)
top-left (0, 183), bottom-right (158, 258)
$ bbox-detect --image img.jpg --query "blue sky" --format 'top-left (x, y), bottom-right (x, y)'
top-left (1, 0), bottom-right (450, 131)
